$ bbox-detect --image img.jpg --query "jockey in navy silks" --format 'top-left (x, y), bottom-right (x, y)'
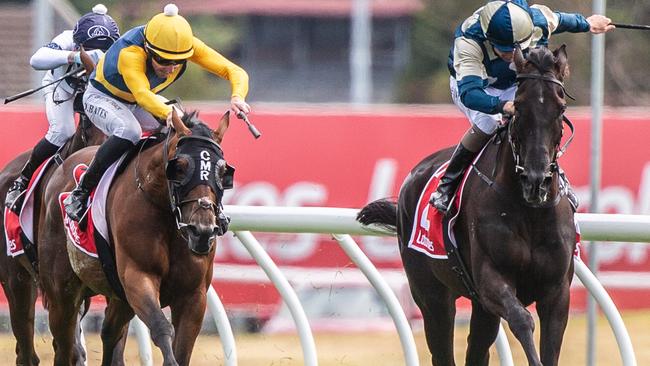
top-left (4, 4), bottom-right (120, 212)
top-left (63, 3), bottom-right (250, 221)
top-left (430, 0), bottom-right (614, 214)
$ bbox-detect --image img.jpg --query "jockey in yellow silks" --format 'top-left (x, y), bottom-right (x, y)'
top-left (64, 3), bottom-right (250, 221)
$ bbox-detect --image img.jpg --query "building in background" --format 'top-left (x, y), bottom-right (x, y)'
top-left (174, 0), bottom-right (423, 103)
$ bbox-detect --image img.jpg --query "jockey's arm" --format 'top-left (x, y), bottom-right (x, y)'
top-left (189, 38), bottom-right (251, 114)
top-left (453, 37), bottom-right (506, 115)
top-left (119, 47), bottom-right (172, 119)
top-left (30, 31), bottom-right (74, 70)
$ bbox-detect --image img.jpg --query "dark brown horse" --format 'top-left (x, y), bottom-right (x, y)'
top-left (0, 113), bottom-right (104, 366)
top-left (39, 110), bottom-right (232, 365)
top-left (358, 46), bottom-right (577, 366)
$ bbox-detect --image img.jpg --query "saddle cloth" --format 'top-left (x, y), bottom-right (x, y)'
top-left (406, 154), bottom-right (478, 259)
top-left (4, 156), bottom-right (55, 257)
top-left (59, 154), bottom-right (126, 258)
top-left (407, 149), bottom-right (582, 260)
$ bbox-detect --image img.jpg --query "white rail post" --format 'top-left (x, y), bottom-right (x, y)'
top-left (132, 316), bottom-right (153, 366)
top-left (234, 231), bottom-right (318, 366)
top-left (332, 234), bottom-right (419, 366)
top-left (574, 258), bottom-right (637, 366)
top-left (206, 286), bottom-right (237, 366)
top-left (496, 324), bottom-right (515, 366)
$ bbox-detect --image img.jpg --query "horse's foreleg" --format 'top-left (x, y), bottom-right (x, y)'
top-left (123, 273), bottom-right (178, 366)
top-left (536, 281), bottom-right (571, 366)
top-left (100, 297), bottom-right (134, 366)
top-left (477, 269), bottom-right (541, 366)
top-left (4, 271), bottom-right (40, 366)
top-left (169, 290), bottom-right (207, 366)
top-left (465, 300), bottom-right (500, 366)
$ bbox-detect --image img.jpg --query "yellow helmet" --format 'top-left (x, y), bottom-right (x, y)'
top-left (144, 4), bottom-right (194, 60)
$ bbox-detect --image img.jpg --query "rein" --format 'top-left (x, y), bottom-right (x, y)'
top-left (509, 73), bottom-right (576, 178)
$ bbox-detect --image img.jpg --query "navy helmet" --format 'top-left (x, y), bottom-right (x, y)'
top-left (72, 4), bottom-right (120, 51)
top-left (480, 1), bottom-right (534, 52)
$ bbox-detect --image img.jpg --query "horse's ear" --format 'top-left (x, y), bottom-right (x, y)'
top-left (170, 108), bottom-right (191, 137)
top-left (213, 111), bottom-right (230, 144)
top-left (513, 46), bottom-right (526, 72)
top-left (553, 44), bottom-right (569, 80)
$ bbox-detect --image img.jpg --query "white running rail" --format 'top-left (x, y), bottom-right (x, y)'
top-left (128, 206), bottom-right (646, 365)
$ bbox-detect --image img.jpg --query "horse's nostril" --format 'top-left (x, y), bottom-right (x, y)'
top-left (188, 225), bottom-right (199, 237)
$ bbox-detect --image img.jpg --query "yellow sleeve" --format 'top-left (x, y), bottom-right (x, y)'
top-left (189, 38), bottom-right (249, 99)
top-left (117, 47), bottom-right (172, 119)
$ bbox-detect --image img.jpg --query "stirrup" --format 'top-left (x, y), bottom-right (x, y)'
top-left (63, 191), bottom-right (90, 222)
top-left (5, 176), bottom-right (29, 211)
top-left (430, 191), bottom-right (453, 214)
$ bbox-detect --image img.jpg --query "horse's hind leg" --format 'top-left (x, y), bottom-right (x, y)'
top-left (100, 297), bottom-right (134, 366)
top-left (465, 300), bottom-right (500, 366)
top-left (401, 250), bottom-right (456, 366)
top-left (3, 272), bottom-right (40, 365)
top-left (46, 287), bottom-right (86, 366)
top-left (536, 282), bottom-right (570, 366)
top-left (170, 290), bottom-right (207, 365)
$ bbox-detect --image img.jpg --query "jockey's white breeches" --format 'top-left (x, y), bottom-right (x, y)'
top-left (41, 84), bottom-right (76, 147)
top-left (449, 76), bottom-right (517, 135)
top-left (82, 83), bottom-right (165, 143)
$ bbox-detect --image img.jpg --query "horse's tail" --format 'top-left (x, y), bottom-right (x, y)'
top-left (356, 198), bottom-right (398, 234)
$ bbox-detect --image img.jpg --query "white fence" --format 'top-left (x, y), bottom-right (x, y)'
top-left (129, 206), bottom-right (650, 366)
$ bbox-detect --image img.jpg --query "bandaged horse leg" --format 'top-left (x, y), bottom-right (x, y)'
top-left (430, 125), bottom-right (491, 213)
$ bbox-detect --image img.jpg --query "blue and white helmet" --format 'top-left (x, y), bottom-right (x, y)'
top-left (72, 4), bottom-right (120, 51)
top-left (479, 1), bottom-right (534, 52)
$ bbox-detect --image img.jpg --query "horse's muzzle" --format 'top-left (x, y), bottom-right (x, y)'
top-left (520, 172), bottom-right (552, 205)
top-left (185, 213), bottom-right (230, 255)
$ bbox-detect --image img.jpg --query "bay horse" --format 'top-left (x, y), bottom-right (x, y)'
top-left (0, 112), bottom-right (104, 366)
top-left (358, 45), bottom-right (577, 366)
top-left (39, 110), bottom-right (233, 365)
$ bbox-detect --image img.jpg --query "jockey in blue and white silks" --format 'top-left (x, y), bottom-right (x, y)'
top-left (430, 0), bottom-right (615, 213)
top-left (4, 4), bottom-right (119, 213)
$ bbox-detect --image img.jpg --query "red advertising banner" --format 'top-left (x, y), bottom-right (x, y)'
top-left (1, 104), bottom-right (649, 310)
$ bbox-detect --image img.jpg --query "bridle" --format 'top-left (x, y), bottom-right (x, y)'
top-left (161, 129), bottom-right (231, 240)
top-left (508, 72), bottom-right (575, 180)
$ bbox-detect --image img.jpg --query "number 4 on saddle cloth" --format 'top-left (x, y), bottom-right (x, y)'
top-left (407, 149), bottom-right (582, 262)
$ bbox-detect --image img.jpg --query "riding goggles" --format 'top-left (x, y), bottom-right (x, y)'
top-left (147, 46), bottom-right (186, 66)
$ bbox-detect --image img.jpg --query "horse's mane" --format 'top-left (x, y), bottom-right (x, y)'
top-left (525, 47), bottom-right (555, 74)
top-left (181, 110), bottom-right (213, 137)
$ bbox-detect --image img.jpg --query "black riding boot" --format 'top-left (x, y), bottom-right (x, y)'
top-left (430, 144), bottom-right (479, 214)
top-left (5, 138), bottom-right (59, 212)
top-left (63, 136), bottom-right (133, 221)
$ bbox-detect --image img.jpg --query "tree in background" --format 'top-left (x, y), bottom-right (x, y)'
top-left (399, 0), bottom-right (650, 106)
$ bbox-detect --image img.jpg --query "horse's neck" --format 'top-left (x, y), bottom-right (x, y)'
top-left (138, 144), bottom-right (170, 204)
top-left (493, 138), bottom-right (519, 187)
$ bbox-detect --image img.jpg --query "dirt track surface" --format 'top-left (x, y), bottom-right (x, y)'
top-left (0, 310), bottom-right (648, 365)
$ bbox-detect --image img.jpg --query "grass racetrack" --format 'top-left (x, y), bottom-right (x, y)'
top-left (0, 310), bottom-right (648, 365)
